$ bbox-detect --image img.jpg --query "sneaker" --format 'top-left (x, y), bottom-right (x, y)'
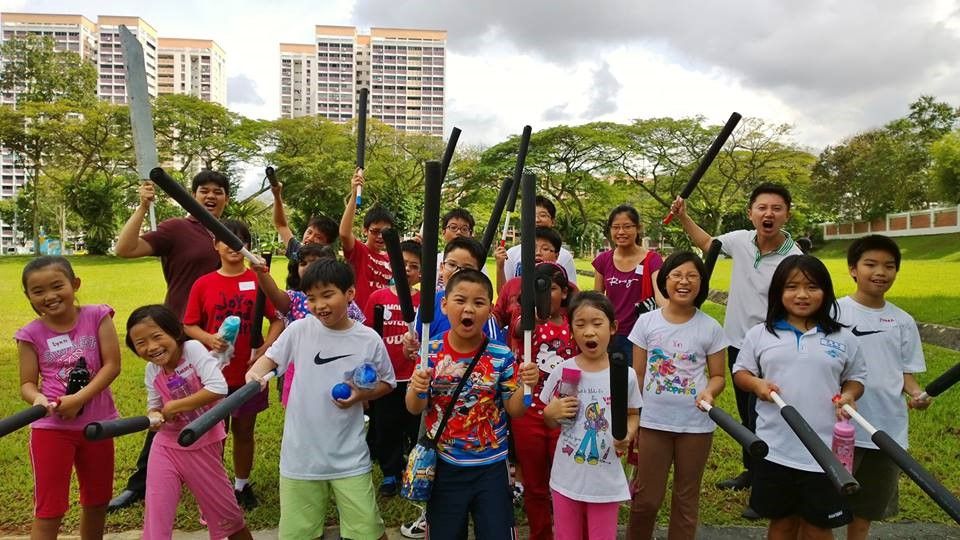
top-left (512, 482), bottom-right (525, 507)
top-left (400, 509), bottom-right (427, 539)
top-left (235, 484), bottom-right (259, 510)
top-left (715, 470), bottom-right (751, 491)
top-left (379, 475), bottom-right (398, 497)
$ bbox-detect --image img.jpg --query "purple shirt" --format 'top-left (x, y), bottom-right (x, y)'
top-left (592, 250), bottom-right (663, 336)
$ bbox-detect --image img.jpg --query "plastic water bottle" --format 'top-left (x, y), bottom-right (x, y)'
top-left (832, 418), bottom-right (856, 473)
top-left (557, 367), bottom-right (581, 426)
top-left (212, 316), bottom-right (241, 368)
top-left (166, 374), bottom-right (201, 423)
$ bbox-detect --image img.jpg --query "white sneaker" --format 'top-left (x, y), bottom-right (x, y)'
top-left (400, 509), bottom-right (427, 539)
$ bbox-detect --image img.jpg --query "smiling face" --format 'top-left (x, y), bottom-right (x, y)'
top-left (363, 220), bottom-right (391, 252)
top-left (442, 217), bottom-right (473, 243)
top-left (748, 193), bottom-right (790, 241)
top-left (302, 225), bottom-right (330, 246)
top-left (441, 280), bottom-right (492, 344)
top-left (850, 249), bottom-right (897, 300)
top-left (571, 304), bottom-right (616, 360)
top-left (608, 211), bottom-right (640, 248)
top-left (306, 282), bottom-right (355, 330)
top-left (664, 261), bottom-right (702, 308)
top-left (129, 317), bottom-right (182, 370)
top-left (24, 266), bottom-right (79, 319)
top-left (193, 182), bottom-right (228, 218)
top-left (215, 239), bottom-right (246, 267)
top-left (782, 268), bottom-right (824, 327)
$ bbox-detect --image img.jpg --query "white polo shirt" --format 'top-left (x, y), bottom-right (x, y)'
top-left (836, 296), bottom-right (925, 449)
top-left (716, 230), bottom-right (803, 348)
top-left (504, 244), bottom-right (577, 286)
top-left (733, 321), bottom-right (867, 472)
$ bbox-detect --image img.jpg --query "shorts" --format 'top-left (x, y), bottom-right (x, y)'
top-left (750, 458), bottom-right (852, 529)
top-left (278, 472), bottom-right (384, 540)
top-left (847, 447), bottom-right (900, 520)
top-left (30, 428), bottom-right (115, 519)
top-left (427, 459), bottom-right (516, 540)
top-left (227, 385), bottom-right (269, 418)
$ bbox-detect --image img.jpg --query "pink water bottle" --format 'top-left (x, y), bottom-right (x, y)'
top-left (832, 419), bottom-right (856, 473)
top-left (556, 367), bottom-right (581, 426)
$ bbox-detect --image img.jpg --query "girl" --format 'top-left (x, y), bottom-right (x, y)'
top-left (510, 262), bottom-right (578, 540)
top-left (542, 291), bottom-right (642, 540)
top-left (126, 304), bottom-right (252, 540)
top-left (732, 255), bottom-right (866, 539)
top-left (592, 205), bottom-right (665, 360)
top-left (15, 256), bottom-right (121, 539)
top-left (626, 252), bottom-right (728, 539)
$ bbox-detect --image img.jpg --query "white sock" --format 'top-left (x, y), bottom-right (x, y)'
top-left (234, 478), bottom-right (249, 491)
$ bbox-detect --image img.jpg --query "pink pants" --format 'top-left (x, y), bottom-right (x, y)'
top-left (144, 440), bottom-right (246, 540)
top-left (551, 489), bottom-right (620, 540)
top-left (512, 408), bottom-right (559, 540)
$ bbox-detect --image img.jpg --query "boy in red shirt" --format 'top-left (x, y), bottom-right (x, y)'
top-left (340, 168), bottom-right (394, 309)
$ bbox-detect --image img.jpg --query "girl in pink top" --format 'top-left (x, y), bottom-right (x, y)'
top-left (15, 256), bottom-right (121, 540)
top-left (126, 304), bottom-right (252, 540)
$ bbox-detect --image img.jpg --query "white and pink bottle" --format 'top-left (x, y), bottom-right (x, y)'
top-left (832, 418), bottom-right (856, 473)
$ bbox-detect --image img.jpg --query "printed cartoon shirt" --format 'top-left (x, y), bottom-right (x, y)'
top-left (541, 358), bottom-right (643, 503)
top-left (425, 332), bottom-right (518, 466)
top-left (510, 315), bottom-right (578, 413)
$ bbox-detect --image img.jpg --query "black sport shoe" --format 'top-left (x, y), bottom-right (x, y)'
top-left (715, 470), bottom-right (751, 491)
top-left (235, 484), bottom-right (259, 510)
top-left (107, 489), bottom-right (143, 513)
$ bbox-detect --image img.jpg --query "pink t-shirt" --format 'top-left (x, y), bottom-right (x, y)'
top-left (592, 250), bottom-right (663, 336)
top-left (14, 304), bottom-right (119, 430)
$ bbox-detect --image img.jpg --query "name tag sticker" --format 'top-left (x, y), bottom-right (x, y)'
top-left (239, 281), bottom-right (256, 292)
top-left (47, 335), bottom-right (73, 353)
top-left (635, 265), bottom-right (644, 276)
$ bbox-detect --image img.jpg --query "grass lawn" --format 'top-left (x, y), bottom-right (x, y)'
top-left (0, 255), bottom-right (959, 533)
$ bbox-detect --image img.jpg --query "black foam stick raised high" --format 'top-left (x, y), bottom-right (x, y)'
top-left (771, 392), bottom-right (859, 494)
top-left (84, 416), bottom-right (157, 440)
top-left (610, 351), bottom-right (629, 440)
top-left (919, 361), bottom-right (960, 400)
top-left (663, 112), bottom-right (742, 225)
top-left (373, 305), bottom-right (385, 337)
top-left (265, 166), bottom-right (278, 187)
top-left (418, 160), bottom-right (443, 373)
top-left (481, 178), bottom-right (514, 256)
top-left (519, 172), bottom-right (537, 407)
top-left (250, 253), bottom-right (272, 349)
top-left (439, 127), bottom-right (462, 182)
top-left (698, 239), bottom-right (723, 308)
top-left (700, 401), bottom-right (768, 458)
top-left (382, 228), bottom-right (417, 325)
top-left (149, 167), bottom-right (261, 265)
top-left (355, 88), bottom-right (369, 207)
top-left (500, 126), bottom-right (533, 247)
top-left (0, 405), bottom-right (46, 438)
top-left (179, 373), bottom-right (275, 447)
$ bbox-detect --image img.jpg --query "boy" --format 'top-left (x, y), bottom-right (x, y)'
top-left (406, 269), bottom-right (539, 539)
top-left (837, 235), bottom-right (929, 540)
top-left (340, 168), bottom-right (394, 309)
top-left (247, 259), bottom-right (395, 540)
top-left (183, 219), bottom-right (284, 509)
top-left (270, 180), bottom-right (337, 260)
top-left (670, 182), bottom-right (803, 514)
top-left (498, 195), bottom-right (577, 293)
top-left (435, 208), bottom-right (478, 291)
top-left (364, 239), bottom-right (423, 496)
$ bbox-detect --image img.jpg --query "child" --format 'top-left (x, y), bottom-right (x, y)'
top-left (246, 259), bottom-right (395, 540)
top-left (733, 254), bottom-right (867, 538)
top-left (837, 235), bottom-right (929, 540)
top-left (542, 291), bottom-right (641, 540)
top-left (15, 256), bottom-right (121, 539)
top-left (340, 168), bottom-right (394, 309)
top-left (435, 208), bottom-right (477, 291)
top-left (183, 219), bottom-right (284, 509)
top-left (499, 195), bottom-right (578, 294)
top-left (406, 269), bottom-right (539, 539)
top-left (592, 205), bottom-right (665, 360)
top-left (126, 305), bottom-right (252, 540)
top-left (364, 239), bottom-right (423, 496)
top-left (626, 251), bottom-right (728, 539)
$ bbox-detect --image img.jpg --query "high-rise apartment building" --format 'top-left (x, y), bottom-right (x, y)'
top-left (95, 16), bottom-right (158, 104)
top-left (158, 38), bottom-right (227, 106)
top-left (280, 25), bottom-right (446, 136)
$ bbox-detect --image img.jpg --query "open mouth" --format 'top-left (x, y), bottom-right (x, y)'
top-left (761, 219), bottom-right (775, 232)
top-left (584, 339), bottom-right (598, 350)
top-left (675, 287), bottom-right (691, 295)
top-left (148, 349), bottom-right (168, 363)
top-left (460, 317), bottom-right (475, 328)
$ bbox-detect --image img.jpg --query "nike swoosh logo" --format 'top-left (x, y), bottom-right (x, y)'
top-left (314, 354), bottom-right (351, 365)
top-left (851, 327), bottom-right (884, 337)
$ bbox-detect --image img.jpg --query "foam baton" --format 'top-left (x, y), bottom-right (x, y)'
top-left (841, 404), bottom-right (960, 523)
top-left (700, 401), bottom-right (768, 458)
top-left (481, 178), bottom-right (514, 257)
top-left (697, 238), bottom-right (723, 308)
top-left (534, 268), bottom-right (552, 321)
top-left (355, 87), bottom-right (368, 207)
top-left (178, 372), bottom-right (275, 447)
top-left (373, 304), bottom-right (385, 337)
top-left (610, 351), bottom-right (629, 440)
top-left (417, 161), bottom-right (443, 398)
top-left (499, 126), bottom-right (532, 248)
top-left (519, 172), bottom-right (537, 407)
top-left (84, 415), bottom-right (159, 440)
top-left (250, 253), bottom-right (272, 349)
top-left (663, 112), bottom-right (742, 225)
top-left (439, 127), bottom-right (462, 181)
top-left (919, 361), bottom-right (960, 401)
top-left (149, 167), bottom-right (262, 266)
top-left (0, 405), bottom-right (47, 438)
top-left (770, 391), bottom-right (859, 494)
top-left (265, 166), bottom-right (279, 187)
top-left (382, 228), bottom-right (417, 334)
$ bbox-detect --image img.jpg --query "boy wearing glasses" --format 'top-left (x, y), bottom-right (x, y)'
top-left (435, 208), bottom-right (480, 292)
top-left (497, 196), bottom-right (577, 293)
top-left (340, 169), bottom-right (395, 308)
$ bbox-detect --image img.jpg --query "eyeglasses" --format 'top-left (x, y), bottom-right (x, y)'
top-left (367, 227), bottom-right (390, 237)
top-left (442, 260), bottom-right (477, 273)
top-left (667, 272), bottom-right (701, 282)
top-left (609, 224), bottom-right (637, 232)
top-left (444, 224), bottom-right (473, 234)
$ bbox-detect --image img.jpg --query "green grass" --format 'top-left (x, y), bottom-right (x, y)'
top-left (1, 255), bottom-right (959, 533)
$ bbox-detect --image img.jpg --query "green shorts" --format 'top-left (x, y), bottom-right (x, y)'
top-left (279, 472), bottom-right (385, 540)
top-left (848, 447), bottom-right (900, 521)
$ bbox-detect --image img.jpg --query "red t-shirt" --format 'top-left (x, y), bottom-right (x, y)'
top-left (142, 216), bottom-right (221, 318)
top-left (183, 269), bottom-right (277, 387)
top-left (343, 241), bottom-right (392, 310)
top-left (493, 276), bottom-right (579, 354)
top-left (363, 286), bottom-right (421, 381)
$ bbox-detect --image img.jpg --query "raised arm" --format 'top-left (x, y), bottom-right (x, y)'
top-left (670, 197), bottom-right (714, 253)
top-left (270, 183), bottom-right (295, 246)
top-left (339, 168), bottom-right (363, 254)
top-left (115, 181), bottom-right (157, 258)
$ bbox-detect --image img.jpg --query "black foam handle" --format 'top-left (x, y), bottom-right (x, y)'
top-left (679, 112), bottom-right (742, 199)
top-left (505, 126), bottom-right (532, 212)
top-left (382, 228), bottom-right (416, 323)
top-left (265, 166), bottom-right (278, 187)
top-left (179, 379), bottom-right (264, 447)
top-left (779, 405), bottom-right (859, 494)
top-left (357, 88), bottom-right (368, 169)
top-left (699, 238), bottom-right (723, 308)
top-left (708, 405), bottom-right (768, 458)
top-left (481, 178), bottom-right (514, 256)
top-left (871, 430), bottom-right (960, 524)
top-left (439, 127), bottom-right (462, 182)
top-left (373, 305), bottom-right (385, 337)
top-left (251, 253), bottom-right (272, 348)
top-left (419, 161), bottom-right (443, 325)
top-left (84, 416), bottom-right (152, 440)
top-left (610, 352), bottom-right (629, 440)
top-left (534, 274), bottom-right (552, 320)
top-left (0, 405), bottom-right (46, 438)
top-left (150, 167), bottom-right (244, 253)
top-left (520, 172), bottom-right (536, 331)
top-left (925, 362), bottom-right (960, 398)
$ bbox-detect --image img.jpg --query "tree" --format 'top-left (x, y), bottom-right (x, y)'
top-left (0, 34), bottom-right (97, 105)
top-left (931, 131), bottom-right (960, 203)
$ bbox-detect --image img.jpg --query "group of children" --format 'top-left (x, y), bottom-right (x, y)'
top-left (12, 170), bottom-right (933, 540)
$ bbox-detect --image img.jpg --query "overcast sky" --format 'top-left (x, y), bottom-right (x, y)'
top-left (4, 0), bottom-right (960, 187)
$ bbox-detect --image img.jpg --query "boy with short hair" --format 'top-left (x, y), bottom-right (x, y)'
top-left (340, 169), bottom-right (394, 309)
top-left (247, 259), bottom-right (395, 540)
top-left (498, 195), bottom-right (577, 293)
top-left (183, 219), bottom-right (284, 509)
top-left (436, 208), bottom-right (478, 291)
top-left (406, 269), bottom-right (539, 539)
top-left (837, 235), bottom-right (929, 540)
